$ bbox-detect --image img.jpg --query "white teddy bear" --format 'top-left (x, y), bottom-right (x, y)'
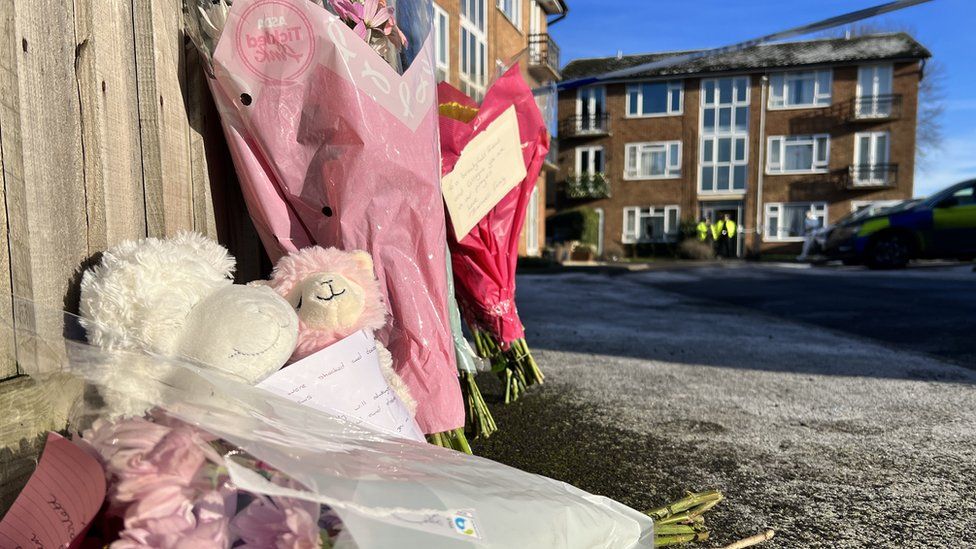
top-left (79, 232), bottom-right (299, 416)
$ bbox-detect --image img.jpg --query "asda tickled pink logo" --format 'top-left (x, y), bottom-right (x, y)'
top-left (236, 0), bottom-right (315, 83)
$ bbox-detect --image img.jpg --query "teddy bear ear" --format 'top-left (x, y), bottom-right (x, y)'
top-left (350, 250), bottom-right (374, 273)
top-left (172, 231), bottom-right (235, 279)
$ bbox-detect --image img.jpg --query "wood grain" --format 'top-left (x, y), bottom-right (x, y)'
top-left (0, 0), bottom-right (89, 378)
top-left (132, 0), bottom-right (193, 236)
top-left (74, 0), bottom-right (147, 250)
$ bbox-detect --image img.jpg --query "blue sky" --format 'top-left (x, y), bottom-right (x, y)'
top-left (548, 0), bottom-right (975, 197)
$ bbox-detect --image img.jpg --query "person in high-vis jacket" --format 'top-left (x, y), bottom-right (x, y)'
top-left (713, 214), bottom-right (737, 258)
top-left (697, 216), bottom-right (712, 242)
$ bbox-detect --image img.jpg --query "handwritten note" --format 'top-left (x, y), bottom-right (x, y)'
top-left (442, 105), bottom-right (527, 239)
top-left (0, 433), bottom-right (106, 549)
top-left (258, 330), bottom-right (425, 442)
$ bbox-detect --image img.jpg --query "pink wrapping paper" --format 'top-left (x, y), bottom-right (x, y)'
top-left (438, 67), bottom-right (550, 347)
top-left (207, 0), bottom-right (461, 433)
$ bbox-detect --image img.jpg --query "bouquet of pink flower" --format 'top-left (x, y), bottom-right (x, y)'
top-left (438, 68), bottom-right (550, 404)
top-left (76, 413), bottom-right (346, 548)
top-left (186, 0), bottom-right (467, 449)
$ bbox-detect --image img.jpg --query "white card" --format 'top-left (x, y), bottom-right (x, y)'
top-left (257, 330), bottom-right (425, 442)
top-left (441, 105), bottom-right (528, 239)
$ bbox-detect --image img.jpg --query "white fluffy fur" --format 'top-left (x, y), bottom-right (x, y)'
top-left (79, 232), bottom-right (299, 418)
top-left (80, 232), bottom-right (235, 355)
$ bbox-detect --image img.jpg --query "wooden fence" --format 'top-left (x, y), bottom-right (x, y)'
top-left (0, 0), bottom-right (264, 511)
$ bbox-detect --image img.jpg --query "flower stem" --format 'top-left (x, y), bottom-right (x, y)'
top-left (461, 371), bottom-right (497, 439)
top-left (654, 532), bottom-right (710, 547)
top-left (427, 428), bottom-right (472, 454)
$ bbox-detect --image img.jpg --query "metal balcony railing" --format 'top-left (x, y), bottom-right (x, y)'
top-left (565, 172), bottom-right (611, 199)
top-left (848, 163), bottom-right (898, 188)
top-left (528, 33), bottom-right (560, 80)
top-left (559, 113), bottom-right (611, 137)
top-left (850, 94), bottom-right (903, 121)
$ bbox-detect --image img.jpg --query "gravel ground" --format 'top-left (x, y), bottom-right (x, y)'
top-left (471, 266), bottom-right (976, 549)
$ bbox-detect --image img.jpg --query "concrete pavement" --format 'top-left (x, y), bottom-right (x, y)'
top-left (471, 264), bottom-right (976, 548)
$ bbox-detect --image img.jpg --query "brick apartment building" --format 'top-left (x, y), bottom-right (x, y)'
top-left (433, 0), bottom-right (568, 256)
top-left (554, 33), bottom-right (931, 258)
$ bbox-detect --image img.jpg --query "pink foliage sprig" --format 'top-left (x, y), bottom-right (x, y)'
top-left (329, 0), bottom-right (408, 50)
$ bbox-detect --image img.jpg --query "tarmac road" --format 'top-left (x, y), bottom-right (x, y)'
top-left (471, 263), bottom-right (976, 548)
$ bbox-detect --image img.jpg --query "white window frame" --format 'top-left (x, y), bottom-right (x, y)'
top-left (624, 141), bottom-right (681, 180)
top-left (766, 134), bottom-right (830, 174)
top-left (575, 146), bottom-right (605, 175)
top-left (622, 205), bottom-right (682, 244)
top-left (851, 199), bottom-right (902, 212)
top-left (433, 4), bottom-right (450, 82)
top-left (764, 202), bottom-right (828, 242)
top-left (768, 70), bottom-right (832, 110)
top-left (625, 80), bottom-right (683, 118)
top-left (525, 186), bottom-right (539, 255)
top-left (853, 131), bottom-right (891, 185)
top-left (497, 0), bottom-right (522, 30)
top-left (459, 0), bottom-right (488, 100)
top-left (856, 63), bottom-right (894, 118)
top-left (576, 85), bottom-right (606, 132)
top-left (699, 76), bottom-right (750, 194)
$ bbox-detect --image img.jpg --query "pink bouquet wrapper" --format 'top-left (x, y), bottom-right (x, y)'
top-left (206, 0), bottom-right (461, 433)
top-left (438, 67), bottom-right (550, 347)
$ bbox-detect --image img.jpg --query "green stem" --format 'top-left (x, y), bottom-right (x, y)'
top-left (646, 491), bottom-right (723, 521)
top-left (654, 532), bottom-right (710, 547)
top-left (461, 371), bottom-right (497, 439)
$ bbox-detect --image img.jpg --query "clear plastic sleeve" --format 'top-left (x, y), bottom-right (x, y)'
top-left (8, 297), bottom-right (653, 548)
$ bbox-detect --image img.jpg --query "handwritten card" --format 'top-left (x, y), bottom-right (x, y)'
top-left (0, 432), bottom-right (106, 549)
top-left (258, 330), bottom-right (425, 442)
top-left (441, 105), bottom-right (527, 239)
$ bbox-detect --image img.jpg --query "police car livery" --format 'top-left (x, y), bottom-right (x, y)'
top-left (823, 179), bottom-right (976, 269)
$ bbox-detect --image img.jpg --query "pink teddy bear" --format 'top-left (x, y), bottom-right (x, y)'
top-left (267, 246), bottom-right (416, 414)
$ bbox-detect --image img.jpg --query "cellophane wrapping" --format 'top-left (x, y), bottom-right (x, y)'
top-left (187, 0), bottom-right (462, 434)
top-left (10, 298), bottom-right (654, 548)
top-left (438, 67), bottom-right (550, 348)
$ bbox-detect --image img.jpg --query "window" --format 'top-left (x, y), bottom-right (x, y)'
top-left (856, 64), bottom-right (894, 117)
top-left (576, 146), bottom-right (605, 175)
top-left (853, 131), bottom-right (891, 185)
top-left (460, 0), bottom-right (487, 99)
top-left (525, 186), bottom-right (539, 255)
top-left (433, 4), bottom-right (450, 82)
top-left (497, 0), bottom-right (521, 29)
top-left (851, 200), bottom-right (902, 212)
top-left (767, 135), bottom-right (830, 174)
top-left (700, 77), bottom-right (750, 192)
top-left (764, 202), bottom-right (827, 241)
top-left (622, 206), bottom-right (681, 243)
top-left (577, 86), bottom-right (606, 132)
top-left (768, 70), bottom-right (832, 109)
top-left (626, 81), bottom-right (683, 117)
top-left (624, 142), bottom-right (681, 180)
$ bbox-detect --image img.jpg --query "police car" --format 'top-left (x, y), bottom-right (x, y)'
top-left (823, 179), bottom-right (976, 269)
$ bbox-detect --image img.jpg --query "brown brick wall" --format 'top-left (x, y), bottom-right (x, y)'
top-left (556, 60), bottom-right (922, 257)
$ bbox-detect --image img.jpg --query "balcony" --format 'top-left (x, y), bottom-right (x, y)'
top-left (565, 172), bottom-right (611, 199)
top-left (528, 33), bottom-right (560, 81)
top-left (848, 164), bottom-right (898, 188)
top-left (850, 94), bottom-right (903, 121)
top-left (559, 113), bottom-right (611, 138)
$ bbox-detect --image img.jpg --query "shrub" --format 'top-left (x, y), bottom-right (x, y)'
top-left (547, 207), bottom-right (600, 247)
top-left (678, 238), bottom-right (715, 260)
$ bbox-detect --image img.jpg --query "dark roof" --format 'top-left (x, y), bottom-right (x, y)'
top-left (561, 33), bottom-right (930, 82)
